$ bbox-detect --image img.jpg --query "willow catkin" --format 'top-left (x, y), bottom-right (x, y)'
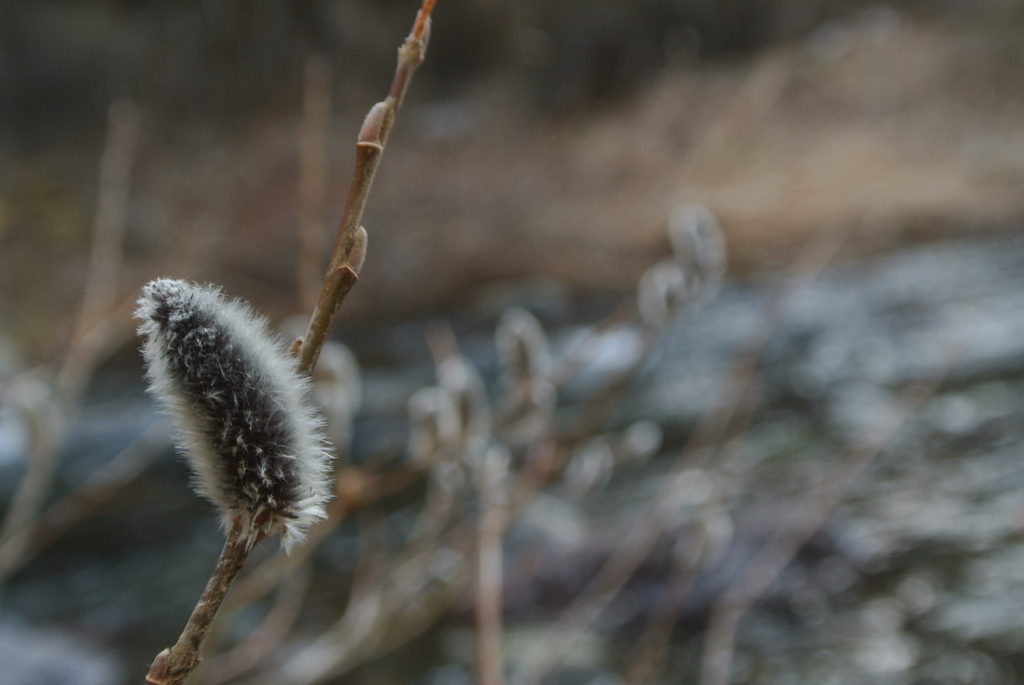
top-left (136, 279), bottom-right (331, 551)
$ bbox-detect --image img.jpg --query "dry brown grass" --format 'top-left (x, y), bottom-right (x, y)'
top-left (230, 17), bottom-right (1024, 307)
top-left (3, 16), bottom-right (1022, 349)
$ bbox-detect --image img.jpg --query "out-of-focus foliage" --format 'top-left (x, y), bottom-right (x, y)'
top-left (4, 0), bottom-right (1014, 140)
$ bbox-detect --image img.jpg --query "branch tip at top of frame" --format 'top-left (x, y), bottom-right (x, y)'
top-left (415, 0), bottom-right (437, 41)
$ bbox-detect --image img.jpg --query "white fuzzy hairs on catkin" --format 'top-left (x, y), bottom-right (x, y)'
top-left (136, 279), bottom-right (332, 551)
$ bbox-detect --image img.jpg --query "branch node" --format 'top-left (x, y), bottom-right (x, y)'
top-left (356, 141), bottom-right (385, 153)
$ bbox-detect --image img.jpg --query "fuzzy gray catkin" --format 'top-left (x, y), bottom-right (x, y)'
top-left (136, 279), bottom-right (332, 550)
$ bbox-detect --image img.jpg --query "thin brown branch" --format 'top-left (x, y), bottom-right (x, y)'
top-left (201, 6), bottom-right (439, 654)
top-left (391, 0), bottom-right (435, 104)
top-left (124, 5), bottom-right (441, 683)
top-left (144, 7), bottom-right (436, 672)
top-left (200, 566), bottom-right (312, 685)
top-left (298, 254), bottom-right (362, 373)
top-left (199, 467), bottom-right (422, 662)
top-left (297, 0), bottom-right (435, 375)
top-left (146, 519), bottom-right (255, 685)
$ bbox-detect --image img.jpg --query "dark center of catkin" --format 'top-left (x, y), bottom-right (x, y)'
top-left (150, 289), bottom-right (302, 517)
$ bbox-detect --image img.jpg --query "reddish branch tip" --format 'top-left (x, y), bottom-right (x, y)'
top-left (414, 0), bottom-right (437, 40)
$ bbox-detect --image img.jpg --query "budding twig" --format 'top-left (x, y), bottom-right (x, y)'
top-left (298, 0), bottom-right (436, 374)
top-left (141, 4), bottom-right (438, 683)
top-left (146, 520), bottom-right (253, 685)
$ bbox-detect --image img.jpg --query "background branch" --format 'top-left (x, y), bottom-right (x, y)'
top-left (0, 100), bottom-right (140, 586)
top-left (477, 448), bottom-right (510, 685)
top-left (298, 56), bottom-right (333, 314)
top-left (697, 341), bottom-right (965, 685)
top-left (142, 4), bottom-right (438, 682)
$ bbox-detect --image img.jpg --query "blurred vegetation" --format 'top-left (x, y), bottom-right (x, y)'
top-left (1, 0), bottom-right (1023, 357)
top-left (3, 0), bottom-right (1019, 141)
top-left (3, 3), bottom-right (1024, 684)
